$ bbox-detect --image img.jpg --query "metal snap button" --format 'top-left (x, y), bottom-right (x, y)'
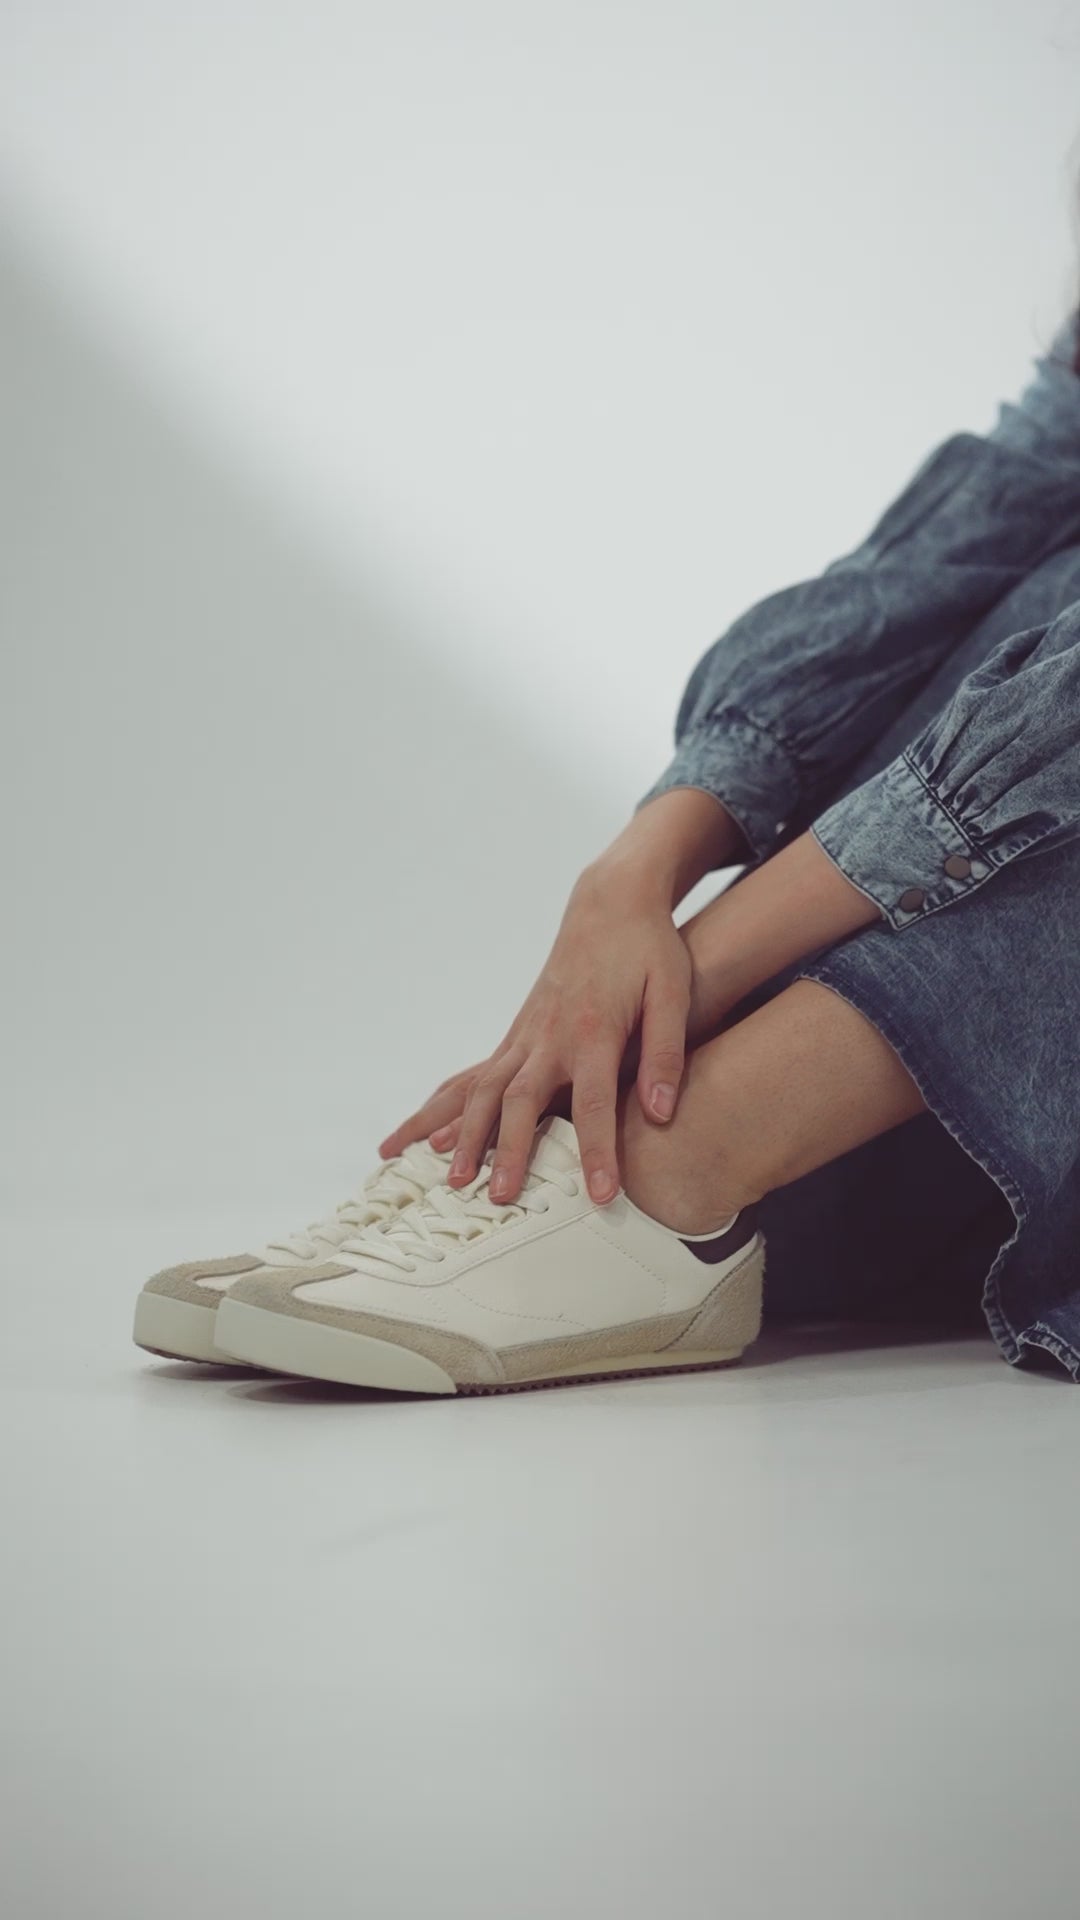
top-left (898, 887), bottom-right (927, 913)
top-left (944, 853), bottom-right (972, 880)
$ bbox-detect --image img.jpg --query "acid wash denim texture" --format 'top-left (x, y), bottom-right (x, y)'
top-left (638, 311), bottom-right (1080, 1380)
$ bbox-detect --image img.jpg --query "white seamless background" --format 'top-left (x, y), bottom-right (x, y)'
top-left (3, 14), bottom-right (1080, 1920)
top-left (3, 0), bottom-right (1078, 1223)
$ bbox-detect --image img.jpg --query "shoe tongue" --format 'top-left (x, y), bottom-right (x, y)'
top-left (527, 1114), bottom-right (581, 1179)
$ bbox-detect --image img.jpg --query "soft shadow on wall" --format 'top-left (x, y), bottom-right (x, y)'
top-left (2, 222), bottom-right (622, 1221)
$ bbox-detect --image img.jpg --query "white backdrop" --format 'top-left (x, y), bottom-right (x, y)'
top-left (5, 15), bottom-right (1080, 1920)
top-left (3, 0), bottom-right (1079, 1228)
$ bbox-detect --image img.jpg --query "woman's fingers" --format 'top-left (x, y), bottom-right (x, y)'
top-left (378, 1068), bottom-right (480, 1158)
top-left (379, 1087), bottom-right (465, 1158)
top-left (571, 1042), bottom-right (622, 1205)
top-left (489, 1059), bottom-right (560, 1203)
top-left (448, 1053), bottom-right (521, 1186)
top-left (636, 974), bottom-right (689, 1124)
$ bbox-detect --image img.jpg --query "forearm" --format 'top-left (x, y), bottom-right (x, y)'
top-left (681, 829), bottom-right (881, 1038)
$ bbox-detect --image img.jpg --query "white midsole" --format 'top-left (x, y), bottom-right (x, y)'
top-left (216, 1298), bottom-right (458, 1392)
top-left (133, 1291), bottom-right (245, 1366)
top-left (215, 1297), bottom-right (746, 1395)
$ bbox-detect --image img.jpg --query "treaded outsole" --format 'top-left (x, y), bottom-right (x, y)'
top-left (451, 1353), bottom-right (746, 1395)
top-left (137, 1338), bottom-right (743, 1391)
top-left (137, 1344), bottom-right (225, 1364)
top-left (134, 1342), bottom-right (262, 1371)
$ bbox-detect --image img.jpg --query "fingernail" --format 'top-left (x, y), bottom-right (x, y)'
top-left (450, 1151), bottom-right (470, 1182)
top-left (589, 1171), bottom-right (616, 1203)
top-left (650, 1083), bottom-right (676, 1121)
top-left (430, 1127), bottom-right (453, 1149)
top-left (490, 1169), bottom-right (511, 1200)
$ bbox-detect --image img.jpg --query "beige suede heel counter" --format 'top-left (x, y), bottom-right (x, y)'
top-left (665, 1241), bottom-right (765, 1356)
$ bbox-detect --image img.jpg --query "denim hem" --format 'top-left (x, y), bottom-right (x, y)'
top-left (795, 950), bottom-right (1038, 1373)
top-left (1012, 1322), bottom-right (1080, 1383)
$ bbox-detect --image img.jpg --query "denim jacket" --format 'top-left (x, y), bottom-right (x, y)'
top-left (639, 311), bottom-right (1080, 929)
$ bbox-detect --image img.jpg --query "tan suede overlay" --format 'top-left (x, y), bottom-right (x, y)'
top-left (143, 1253), bottom-right (262, 1307)
top-left (227, 1243), bottom-right (765, 1384)
top-left (229, 1265), bottom-right (358, 1302)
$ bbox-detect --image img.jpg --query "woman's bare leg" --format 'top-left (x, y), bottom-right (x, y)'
top-left (618, 979), bottom-right (927, 1233)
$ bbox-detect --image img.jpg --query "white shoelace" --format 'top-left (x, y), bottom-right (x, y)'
top-left (263, 1143), bottom-right (441, 1261)
top-left (337, 1157), bottom-right (580, 1275)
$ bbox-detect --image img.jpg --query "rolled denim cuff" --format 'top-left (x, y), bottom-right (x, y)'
top-left (635, 708), bottom-right (803, 864)
top-left (811, 752), bottom-right (996, 930)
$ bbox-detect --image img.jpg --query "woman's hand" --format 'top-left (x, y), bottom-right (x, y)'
top-left (442, 868), bottom-right (695, 1205)
top-left (378, 788), bottom-right (748, 1203)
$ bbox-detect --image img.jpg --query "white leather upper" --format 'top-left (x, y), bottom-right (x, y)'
top-left (295, 1116), bottom-right (756, 1351)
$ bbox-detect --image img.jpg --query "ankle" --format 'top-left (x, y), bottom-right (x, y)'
top-left (617, 1103), bottom-right (763, 1237)
top-left (624, 1178), bottom-right (756, 1238)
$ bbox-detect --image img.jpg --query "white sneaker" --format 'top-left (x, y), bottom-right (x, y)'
top-left (215, 1116), bottom-right (764, 1394)
top-left (132, 1140), bottom-right (451, 1364)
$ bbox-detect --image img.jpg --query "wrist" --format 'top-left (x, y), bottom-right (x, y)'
top-left (591, 787), bottom-right (748, 911)
top-left (683, 830), bottom-right (881, 1033)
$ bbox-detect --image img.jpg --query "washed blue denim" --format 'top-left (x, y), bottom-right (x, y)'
top-left (639, 311), bottom-right (1080, 1379)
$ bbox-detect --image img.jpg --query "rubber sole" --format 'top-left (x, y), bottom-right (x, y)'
top-left (215, 1296), bottom-right (746, 1396)
top-left (133, 1290), bottom-right (246, 1366)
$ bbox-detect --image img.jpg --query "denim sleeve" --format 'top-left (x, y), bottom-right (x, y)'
top-left (810, 598), bottom-right (1080, 929)
top-left (637, 311), bottom-right (1080, 862)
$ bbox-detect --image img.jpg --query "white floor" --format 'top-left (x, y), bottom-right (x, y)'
top-left (3, 1218), bottom-right (1077, 1920)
